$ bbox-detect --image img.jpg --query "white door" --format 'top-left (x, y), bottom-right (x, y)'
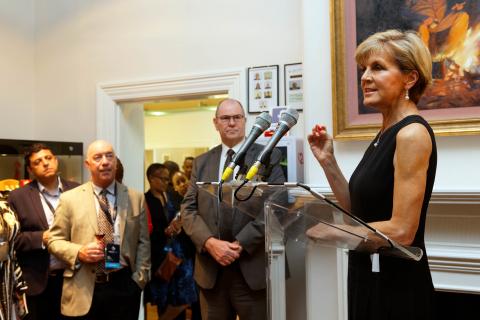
top-left (116, 102), bottom-right (145, 192)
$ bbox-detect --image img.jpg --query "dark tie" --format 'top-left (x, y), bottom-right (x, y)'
top-left (223, 149), bottom-right (235, 181)
top-left (96, 189), bottom-right (114, 274)
top-left (220, 149), bottom-right (235, 240)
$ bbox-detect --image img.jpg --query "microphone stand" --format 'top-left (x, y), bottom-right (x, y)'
top-left (259, 157), bottom-right (273, 182)
top-left (234, 158), bottom-right (248, 181)
top-left (233, 151), bottom-right (278, 201)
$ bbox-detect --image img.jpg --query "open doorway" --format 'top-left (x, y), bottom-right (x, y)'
top-left (118, 92), bottom-right (228, 191)
top-left (143, 92), bottom-right (228, 190)
top-left (96, 69), bottom-right (245, 193)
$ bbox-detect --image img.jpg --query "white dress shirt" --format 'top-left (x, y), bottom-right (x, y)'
top-left (38, 177), bottom-right (65, 270)
top-left (218, 141), bottom-right (244, 180)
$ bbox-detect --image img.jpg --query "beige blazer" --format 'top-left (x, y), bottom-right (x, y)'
top-left (48, 181), bottom-right (151, 317)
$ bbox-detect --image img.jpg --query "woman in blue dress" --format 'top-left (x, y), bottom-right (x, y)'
top-left (144, 164), bottom-right (198, 319)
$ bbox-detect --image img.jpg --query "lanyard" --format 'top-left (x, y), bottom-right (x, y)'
top-left (40, 190), bottom-right (59, 215)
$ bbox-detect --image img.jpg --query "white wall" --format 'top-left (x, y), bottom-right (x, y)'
top-left (303, 2), bottom-right (341, 319)
top-left (0, 0), bottom-right (35, 139)
top-left (32, 0), bottom-right (303, 147)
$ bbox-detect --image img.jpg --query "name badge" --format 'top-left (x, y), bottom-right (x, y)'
top-left (105, 243), bottom-right (121, 269)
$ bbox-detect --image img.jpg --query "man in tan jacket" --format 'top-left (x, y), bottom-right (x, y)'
top-left (48, 140), bottom-right (150, 319)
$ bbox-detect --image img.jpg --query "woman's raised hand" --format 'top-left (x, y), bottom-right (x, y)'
top-left (307, 124), bottom-right (334, 165)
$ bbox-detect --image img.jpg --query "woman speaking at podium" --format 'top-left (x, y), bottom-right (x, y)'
top-left (308, 30), bottom-right (437, 320)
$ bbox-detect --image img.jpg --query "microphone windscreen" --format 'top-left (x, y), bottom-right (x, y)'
top-left (255, 112), bottom-right (272, 131)
top-left (280, 108), bottom-right (299, 128)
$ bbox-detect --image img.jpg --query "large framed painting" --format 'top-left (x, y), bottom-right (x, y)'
top-left (331, 0), bottom-right (480, 140)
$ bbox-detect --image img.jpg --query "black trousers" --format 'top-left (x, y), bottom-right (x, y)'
top-left (199, 263), bottom-right (266, 320)
top-left (65, 268), bottom-right (142, 320)
top-left (25, 272), bottom-right (64, 320)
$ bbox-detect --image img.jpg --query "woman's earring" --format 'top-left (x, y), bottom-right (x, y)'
top-left (405, 89), bottom-right (410, 100)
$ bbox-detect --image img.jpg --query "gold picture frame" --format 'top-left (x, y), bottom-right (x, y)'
top-left (330, 0), bottom-right (480, 140)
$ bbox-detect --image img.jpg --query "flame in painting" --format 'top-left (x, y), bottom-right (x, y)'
top-left (451, 24), bottom-right (480, 75)
top-left (413, 0), bottom-right (480, 77)
top-left (411, 0), bottom-right (480, 109)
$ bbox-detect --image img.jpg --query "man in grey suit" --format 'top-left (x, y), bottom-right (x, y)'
top-left (182, 99), bottom-right (285, 320)
top-left (48, 140), bottom-right (150, 319)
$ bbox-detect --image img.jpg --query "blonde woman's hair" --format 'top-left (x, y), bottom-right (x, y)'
top-left (355, 29), bottom-right (432, 104)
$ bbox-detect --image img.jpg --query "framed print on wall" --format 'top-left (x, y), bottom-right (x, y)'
top-left (284, 63), bottom-right (303, 110)
top-left (248, 65), bottom-right (279, 113)
top-left (331, 0), bottom-right (480, 140)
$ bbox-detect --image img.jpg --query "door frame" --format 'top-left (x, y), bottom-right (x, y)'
top-left (96, 68), bottom-right (245, 189)
top-left (96, 68), bottom-right (245, 148)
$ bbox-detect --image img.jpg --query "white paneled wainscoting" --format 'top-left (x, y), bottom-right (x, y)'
top-left (331, 191), bottom-right (480, 320)
top-left (425, 191), bottom-right (480, 294)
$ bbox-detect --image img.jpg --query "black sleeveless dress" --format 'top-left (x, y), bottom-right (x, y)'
top-left (348, 115), bottom-right (437, 320)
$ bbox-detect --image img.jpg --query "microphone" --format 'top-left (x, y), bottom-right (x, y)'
top-left (220, 112), bottom-right (272, 182)
top-left (245, 108), bottom-right (299, 181)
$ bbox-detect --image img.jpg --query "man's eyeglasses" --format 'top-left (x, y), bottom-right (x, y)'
top-left (217, 114), bottom-right (244, 123)
top-left (152, 176), bottom-right (169, 182)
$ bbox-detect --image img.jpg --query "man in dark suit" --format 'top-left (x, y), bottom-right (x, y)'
top-left (182, 99), bottom-right (285, 320)
top-left (8, 143), bottom-right (79, 320)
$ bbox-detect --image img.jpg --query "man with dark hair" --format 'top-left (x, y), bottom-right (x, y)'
top-left (115, 157), bottom-right (124, 183)
top-left (182, 157), bottom-right (194, 180)
top-left (182, 98), bottom-right (285, 320)
top-left (8, 143), bottom-right (79, 320)
top-left (146, 163), bottom-right (165, 181)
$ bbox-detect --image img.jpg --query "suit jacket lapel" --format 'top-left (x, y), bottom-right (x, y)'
top-left (28, 181), bottom-right (49, 229)
top-left (205, 145), bottom-right (222, 182)
top-left (84, 182), bottom-right (100, 234)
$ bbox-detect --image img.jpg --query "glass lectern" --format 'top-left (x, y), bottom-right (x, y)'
top-left (197, 182), bottom-right (423, 320)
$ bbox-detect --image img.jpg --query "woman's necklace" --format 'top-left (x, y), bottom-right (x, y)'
top-left (373, 129), bottom-right (384, 147)
top-left (374, 112), bottom-right (413, 147)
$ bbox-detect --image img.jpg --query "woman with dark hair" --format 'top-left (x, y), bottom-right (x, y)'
top-left (144, 163), bottom-right (198, 319)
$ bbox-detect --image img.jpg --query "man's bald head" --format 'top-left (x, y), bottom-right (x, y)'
top-left (215, 98), bottom-right (245, 117)
top-left (213, 99), bottom-right (246, 147)
top-left (85, 140), bottom-right (117, 188)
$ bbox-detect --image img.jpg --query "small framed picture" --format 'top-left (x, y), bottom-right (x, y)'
top-left (284, 63), bottom-right (303, 110)
top-left (248, 65), bottom-right (279, 113)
